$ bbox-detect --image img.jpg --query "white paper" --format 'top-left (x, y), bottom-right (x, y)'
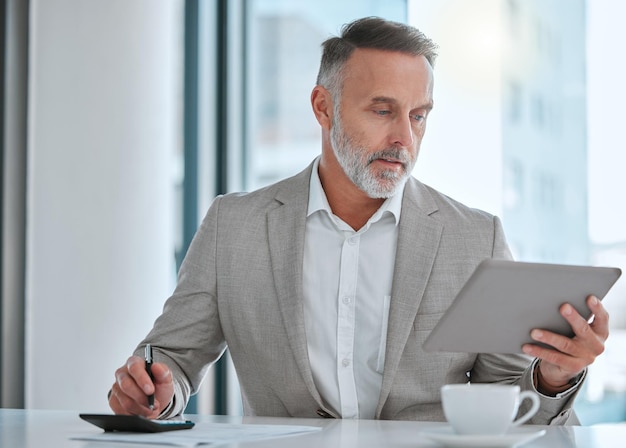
top-left (72, 422), bottom-right (323, 447)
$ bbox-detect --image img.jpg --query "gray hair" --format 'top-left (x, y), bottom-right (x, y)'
top-left (316, 17), bottom-right (438, 101)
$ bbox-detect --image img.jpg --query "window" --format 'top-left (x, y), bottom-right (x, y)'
top-left (506, 81), bottom-right (523, 123)
top-left (409, 0), bottom-right (626, 423)
top-left (244, 0), bottom-right (407, 191)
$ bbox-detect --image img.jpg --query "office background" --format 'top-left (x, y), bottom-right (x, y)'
top-left (0, 0), bottom-right (624, 424)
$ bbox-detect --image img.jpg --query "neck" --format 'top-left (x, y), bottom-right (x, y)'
top-left (318, 154), bottom-right (385, 231)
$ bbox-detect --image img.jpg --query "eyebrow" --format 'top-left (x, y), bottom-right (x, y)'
top-left (370, 96), bottom-right (434, 111)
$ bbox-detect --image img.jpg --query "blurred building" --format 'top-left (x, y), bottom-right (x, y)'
top-left (246, 14), bottom-right (324, 190)
top-left (501, 0), bottom-right (588, 264)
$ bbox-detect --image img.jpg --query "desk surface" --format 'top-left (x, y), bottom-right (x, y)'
top-left (1, 409), bottom-right (625, 447)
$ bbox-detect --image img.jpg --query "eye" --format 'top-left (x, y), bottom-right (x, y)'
top-left (411, 113), bottom-right (426, 122)
top-left (375, 109), bottom-right (391, 116)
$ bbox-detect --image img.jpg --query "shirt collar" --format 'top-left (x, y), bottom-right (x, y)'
top-left (307, 157), bottom-right (403, 226)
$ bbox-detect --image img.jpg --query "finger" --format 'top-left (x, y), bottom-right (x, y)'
top-left (523, 333), bottom-right (579, 367)
top-left (126, 356), bottom-right (155, 396)
top-left (560, 303), bottom-right (592, 338)
top-left (151, 362), bottom-right (174, 413)
top-left (151, 362), bottom-right (172, 386)
top-left (522, 341), bottom-right (557, 362)
top-left (587, 295), bottom-right (610, 339)
top-left (115, 366), bottom-right (145, 400)
top-left (108, 385), bottom-right (123, 414)
top-left (547, 304), bottom-right (602, 355)
top-left (115, 359), bottom-right (155, 412)
top-left (560, 302), bottom-right (606, 355)
top-left (523, 337), bottom-right (584, 371)
top-left (109, 382), bottom-right (154, 416)
top-left (527, 326), bottom-right (584, 358)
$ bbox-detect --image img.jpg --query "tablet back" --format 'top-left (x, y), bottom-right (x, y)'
top-left (422, 259), bottom-right (622, 354)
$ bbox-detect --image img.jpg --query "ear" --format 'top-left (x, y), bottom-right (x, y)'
top-left (310, 85), bottom-right (333, 130)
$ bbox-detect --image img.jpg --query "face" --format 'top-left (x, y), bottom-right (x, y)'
top-left (329, 49), bottom-right (434, 198)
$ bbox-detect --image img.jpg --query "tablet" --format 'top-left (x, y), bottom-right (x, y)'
top-left (422, 259), bottom-right (622, 354)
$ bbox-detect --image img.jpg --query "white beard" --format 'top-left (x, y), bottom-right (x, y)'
top-left (330, 112), bottom-right (415, 198)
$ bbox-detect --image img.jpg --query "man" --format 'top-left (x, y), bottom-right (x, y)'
top-left (109, 17), bottom-right (608, 423)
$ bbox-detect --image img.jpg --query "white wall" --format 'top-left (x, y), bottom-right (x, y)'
top-left (26, 0), bottom-right (183, 410)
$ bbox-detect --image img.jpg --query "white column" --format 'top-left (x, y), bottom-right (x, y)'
top-left (26, 0), bottom-right (183, 410)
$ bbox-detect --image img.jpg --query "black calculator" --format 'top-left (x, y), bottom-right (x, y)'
top-left (79, 413), bottom-right (195, 433)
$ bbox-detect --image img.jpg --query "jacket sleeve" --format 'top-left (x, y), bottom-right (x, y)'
top-left (134, 195), bottom-right (228, 417)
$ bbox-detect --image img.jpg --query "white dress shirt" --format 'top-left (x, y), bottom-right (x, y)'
top-left (302, 158), bottom-right (403, 419)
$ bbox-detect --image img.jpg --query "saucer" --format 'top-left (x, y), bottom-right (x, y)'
top-left (419, 426), bottom-right (546, 447)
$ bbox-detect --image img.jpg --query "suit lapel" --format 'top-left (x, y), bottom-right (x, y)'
top-left (266, 164), bottom-right (325, 406)
top-left (376, 179), bottom-right (443, 417)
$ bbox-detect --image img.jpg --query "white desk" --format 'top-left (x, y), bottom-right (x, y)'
top-left (1, 409), bottom-right (625, 447)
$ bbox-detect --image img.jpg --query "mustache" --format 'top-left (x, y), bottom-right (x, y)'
top-left (367, 148), bottom-right (412, 166)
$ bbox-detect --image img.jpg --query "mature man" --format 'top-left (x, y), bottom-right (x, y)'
top-left (109, 17), bottom-right (607, 423)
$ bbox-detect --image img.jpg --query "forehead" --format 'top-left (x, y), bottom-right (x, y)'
top-left (341, 48), bottom-right (434, 105)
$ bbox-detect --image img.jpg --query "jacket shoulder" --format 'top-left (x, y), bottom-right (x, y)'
top-left (407, 177), bottom-right (496, 224)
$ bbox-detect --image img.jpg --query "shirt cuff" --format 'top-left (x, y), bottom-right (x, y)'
top-left (531, 358), bottom-right (586, 399)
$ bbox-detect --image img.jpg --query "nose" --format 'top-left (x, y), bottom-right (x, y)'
top-left (390, 116), bottom-right (414, 147)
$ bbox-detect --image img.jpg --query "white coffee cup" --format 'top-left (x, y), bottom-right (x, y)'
top-left (441, 384), bottom-right (540, 435)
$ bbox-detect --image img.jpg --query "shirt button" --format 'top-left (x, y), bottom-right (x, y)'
top-left (342, 359), bottom-right (350, 367)
top-left (347, 237), bottom-right (357, 245)
top-left (342, 296), bottom-right (352, 305)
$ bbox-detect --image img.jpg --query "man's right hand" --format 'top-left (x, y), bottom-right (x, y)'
top-left (109, 355), bottom-right (174, 418)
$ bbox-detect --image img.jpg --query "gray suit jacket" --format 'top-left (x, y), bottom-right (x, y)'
top-left (138, 162), bottom-right (581, 423)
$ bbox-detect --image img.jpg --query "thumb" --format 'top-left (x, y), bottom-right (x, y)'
top-left (151, 362), bottom-right (172, 386)
top-left (151, 362), bottom-right (174, 413)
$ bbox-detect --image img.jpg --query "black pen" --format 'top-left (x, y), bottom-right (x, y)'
top-left (145, 344), bottom-right (155, 410)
